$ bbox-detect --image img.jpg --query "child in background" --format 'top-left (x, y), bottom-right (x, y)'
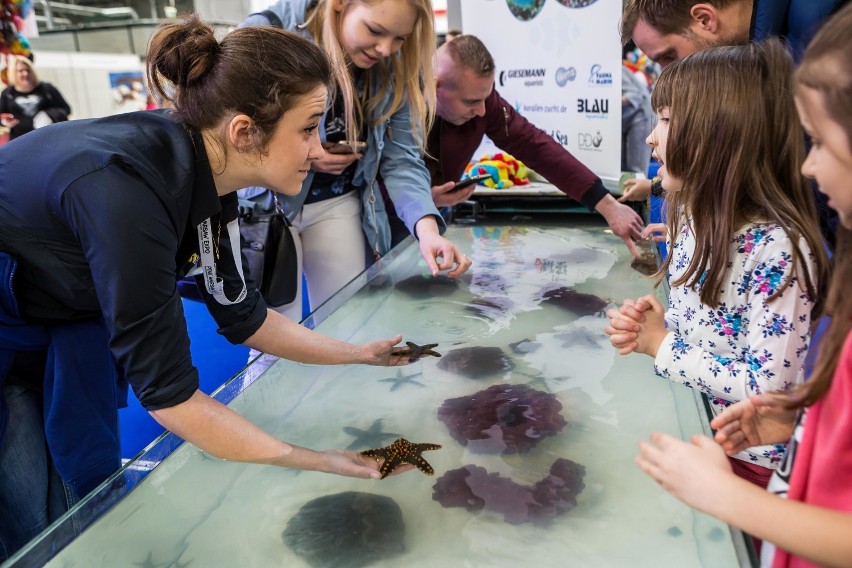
top-left (634, 5), bottom-right (852, 565)
top-left (605, 39), bottom-right (830, 489)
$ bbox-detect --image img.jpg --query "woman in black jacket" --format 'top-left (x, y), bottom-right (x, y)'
top-left (0, 15), bottom-right (416, 561)
top-left (0, 55), bottom-right (71, 139)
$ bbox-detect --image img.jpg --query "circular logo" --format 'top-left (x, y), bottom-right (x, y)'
top-left (506, 0), bottom-right (546, 21)
top-left (555, 66), bottom-right (576, 86)
top-left (555, 0), bottom-right (601, 7)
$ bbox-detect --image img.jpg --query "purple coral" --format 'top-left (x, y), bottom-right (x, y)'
top-left (432, 459), bottom-right (586, 525)
top-left (437, 384), bottom-right (567, 454)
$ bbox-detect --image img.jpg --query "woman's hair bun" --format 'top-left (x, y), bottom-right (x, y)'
top-left (149, 13), bottom-right (220, 87)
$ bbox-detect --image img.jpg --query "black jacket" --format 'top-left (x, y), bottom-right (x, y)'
top-left (0, 110), bottom-right (267, 409)
top-left (0, 81), bottom-right (71, 139)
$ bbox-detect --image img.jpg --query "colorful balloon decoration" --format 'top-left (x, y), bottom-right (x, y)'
top-left (1, 0), bottom-right (33, 59)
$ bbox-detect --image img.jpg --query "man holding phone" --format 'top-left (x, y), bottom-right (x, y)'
top-left (428, 35), bottom-right (644, 256)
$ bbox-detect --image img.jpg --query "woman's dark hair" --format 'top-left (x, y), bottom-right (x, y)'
top-left (147, 13), bottom-right (331, 151)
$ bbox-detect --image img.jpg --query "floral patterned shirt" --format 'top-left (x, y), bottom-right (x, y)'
top-left (655, 222), bottom-right (817, 469)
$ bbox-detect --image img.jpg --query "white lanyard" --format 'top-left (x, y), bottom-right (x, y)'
top-left (196, 217), bottom-right (247, 305)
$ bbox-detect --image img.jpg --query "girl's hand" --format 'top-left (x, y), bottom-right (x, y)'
top-left (318, 449), bottom-right (414, 479)
top-left (632, 294), bottom-right (668, 357)
top-left (357, 334), bottom-right (416, 366)
top-left (618, 178), bottom-right (652, 202)
top-left (415, 216), bottom-right (472, 277)
top-left (711, 394), bottom-right (798, 455)
top-left (636, 432), bottom-right (734, 514)
top-left (642, 223), bottom-right (668, 242)
top-left (310, 151), bottom-right (362, 175)
top-left (606, 298), bottom-right (643, 355)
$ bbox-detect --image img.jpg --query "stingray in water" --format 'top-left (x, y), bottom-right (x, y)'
top-left (436, 346), bottom-right (514, 379)
top-left (394, 273), bottom-right (460, 299)
top-left (540, 287), bottom-right (608, 316)
top-left (465, 297), bottom-right (513, 318)
top-left (437, 383), bottom-right (567, 454)
top-left (509, 338), bottom-right (541, 354)
top-left (553, 327), bottom-right (603, 349)
top-left (282, 492), bottom-right (405, 568)
top-left (432, 458), bottom-right (586, 526)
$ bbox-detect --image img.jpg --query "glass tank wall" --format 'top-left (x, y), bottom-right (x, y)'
top-left (7, 217), bottom-right (749, 568)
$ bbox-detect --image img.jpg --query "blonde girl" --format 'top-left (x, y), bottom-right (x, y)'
top-left (242, 0), bottom-right (471, 322)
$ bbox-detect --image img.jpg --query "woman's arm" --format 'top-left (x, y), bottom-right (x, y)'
top-left (637, 432), bottom-right (852, 568)
top-left (150, 390), bottom-right (393, 478)
top-left (378, 97), bottom-right (471, 275)
top-left (244, 308), bottom-right (408, 366)
top-left (377, 97), bottom-right (444, 234)
top-left (42, 83), bottom-right (71, 121)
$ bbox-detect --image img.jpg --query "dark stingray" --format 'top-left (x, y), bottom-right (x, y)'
top-left (509, 339), bottom-right (541, 354)
top-left (282, 492), bottom-right (405, 568)
top-left (540, 287), bottom-right (608, 316)
top-left (562, 247), bottom-right (608, 264)
top-left (631, 251), bottom-right (658, 276)
top-left (394, 273), bottom-right (459, 299)
top-left (464, 297), bottom-right (513, 320)
top-left (436, 346), bottom-right (514, 379)
top-left (470, 271), bottom-right (509, 295)
top-left (437, 383), bottom-right (566, 454)
top-left (554, 328), bottom-right (603, 349)
top-left (432, 458), bottom-right (586, 525)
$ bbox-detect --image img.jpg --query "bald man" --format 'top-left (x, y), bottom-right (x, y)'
top-left (427, 35), bottom-right (644, 256)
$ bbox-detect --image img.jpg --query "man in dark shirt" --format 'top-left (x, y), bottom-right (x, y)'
top-left (428, 35), bottom-right (644, 256)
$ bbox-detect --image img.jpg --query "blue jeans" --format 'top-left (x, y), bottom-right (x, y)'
top-left (0, 384), bottom-right (78, 561)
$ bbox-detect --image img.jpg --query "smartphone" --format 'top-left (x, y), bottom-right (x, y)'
top-left (323, 140), bottom-right (367, 154)
top-left (449, 173), bottom-right (491, 192)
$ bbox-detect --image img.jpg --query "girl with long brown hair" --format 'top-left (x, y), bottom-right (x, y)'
top-left (606, 37), bottom-right (830, 489)
top-left (632, 4), bottom-right (852, 566)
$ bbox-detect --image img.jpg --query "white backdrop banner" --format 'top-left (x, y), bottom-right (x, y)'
top-left (459, 0), bottom-right (622, 182)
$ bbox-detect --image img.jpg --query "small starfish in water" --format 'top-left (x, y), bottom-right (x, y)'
top-left (343, 419), bottom-right (401, 450)
top-left (379, 368), bottom-right (425, 391)
top-left (390, 341), bottom-right (442, 362)
top-left (361, 437), bottom-right (442, 479)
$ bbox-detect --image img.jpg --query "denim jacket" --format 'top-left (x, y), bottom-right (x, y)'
top-left (241, 0), bottom-right (445, 257)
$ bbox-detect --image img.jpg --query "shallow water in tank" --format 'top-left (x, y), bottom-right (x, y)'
top-left (45, 222), bottom-right (742, 568)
